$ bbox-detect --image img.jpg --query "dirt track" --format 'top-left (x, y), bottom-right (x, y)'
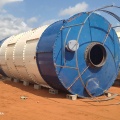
top-left (0, 79), bottom-right (120, 120)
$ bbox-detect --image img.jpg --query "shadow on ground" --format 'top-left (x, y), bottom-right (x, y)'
top-left (2, 79), bottom-right (68, 99)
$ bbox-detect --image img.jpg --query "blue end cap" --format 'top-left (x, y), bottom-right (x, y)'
top-left (36, 20), bottom-right (68, 92)
top-left (53, 12), bottom-right (120, 97)
top-left (36, 12), bottom-right (120, 97)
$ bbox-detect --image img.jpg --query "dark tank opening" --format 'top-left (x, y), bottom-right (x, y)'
top-left (85, 43), bottom-right (107, 68)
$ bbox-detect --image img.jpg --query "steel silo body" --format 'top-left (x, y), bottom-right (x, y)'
top-left (0, 25), bottom-right (49, 86)
top-left (22, 25), bottom-right (48, 85)
top-left (36, 20), bottom-right (68, 92)
top-left (37, 13), bottom-right (120, 97)
top-left (14, 30), bottom-right (35, 81)
top-left (6, 33), bottom-right (23, 79)
top-left (0, 10), bottom-right (119, 98)
top-left (0, 36), bottom-right (15, 77)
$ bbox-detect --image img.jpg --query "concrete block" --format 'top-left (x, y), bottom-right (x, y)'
top-left (49, 88), bottom-right (58, 94)
top-left (14, 79), bottom-right (19, 83)
top-left (105, 92), bottom-right (112, 97)
top-left (23, 81), bottom-right (29, 86)
top-left (34, 84), bottom-right (41, 90)
top-left (20, 96), bottom-right (28, 100)
top-left (66, 94), bottom-right (77, 100)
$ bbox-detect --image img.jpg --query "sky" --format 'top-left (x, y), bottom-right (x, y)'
top-left (0, 0), bottom-right (120, 39)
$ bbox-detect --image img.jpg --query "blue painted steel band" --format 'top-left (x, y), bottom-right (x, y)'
top-left (36, 20), bottom-right (68, 92)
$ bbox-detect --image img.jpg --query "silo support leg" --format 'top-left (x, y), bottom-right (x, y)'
top-left (49, 88), bottom-right (58, 94)
top-left (34, 84), bottom-right (41, 90)
top-left (66, 94), bottom-right (78, 100)
top-left (23, 81), bottom-right (29, 86)
top-left (14, 79), bottom-right (19, 83)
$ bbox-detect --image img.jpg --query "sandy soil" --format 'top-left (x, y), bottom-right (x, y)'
top-left (0, 79), bottom-right (120, 120)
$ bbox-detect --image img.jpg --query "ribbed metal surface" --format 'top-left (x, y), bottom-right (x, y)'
top-left (6, 33), bottom-right (23, 79)
top-left (0, 38), bottom-right (8, 76)
top-left (24, 25), bottom-right (48, 85)
top-left (0, 36), bottom-right (15, 77)
top-left (0, 25), bottom-right (49, 86)
top-left (14, 30), bottom-right (34, 81)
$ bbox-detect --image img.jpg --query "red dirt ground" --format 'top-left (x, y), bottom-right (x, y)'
top-left (0, 79), bottom-right (120, 120)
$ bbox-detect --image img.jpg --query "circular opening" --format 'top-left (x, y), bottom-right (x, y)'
top-left (85, 43), bottom-right (107, 68)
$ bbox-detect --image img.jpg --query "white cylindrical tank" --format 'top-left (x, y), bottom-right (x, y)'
top-left (23, 26), bottom-right (48, 85)
top-left (6, 33), bottom-right (23, 79)
top-left (14, 30), bottom-right (35, 82)
top-left (0, 36), bottom-right (15, 77)
top-left (0, 25), bottom-right (49, 86)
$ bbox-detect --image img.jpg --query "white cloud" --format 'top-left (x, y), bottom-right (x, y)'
top-left (0, 13), bottom-right (31, 40)
top-left (115, 23), bottom-right (120, 32)
top-left (59, 2), bottom-right (88, 16)
top-left (0, 9), bottom-right (7, 13)
top-left (27, 17), bottom-right (38, 27)
top-left (0, 0), bottom-right (23, 7)
top-left (41, 19), bottom-right (58, 26)
top-left (0, 0), bottom-right (31, 40)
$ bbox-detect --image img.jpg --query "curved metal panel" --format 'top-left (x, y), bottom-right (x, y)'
top-left (36, 21), bottom-right (67, 91)
top-left (24, 25), bottom-right (48, 85)
top-left (6, 33), bottom-right (24, 79)
top-left (14, 30), bottom-right (35, 82)
top-left (0, 36), bottom-right (15, 77)
top-left (0, 38), bottom-right (8, 76)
